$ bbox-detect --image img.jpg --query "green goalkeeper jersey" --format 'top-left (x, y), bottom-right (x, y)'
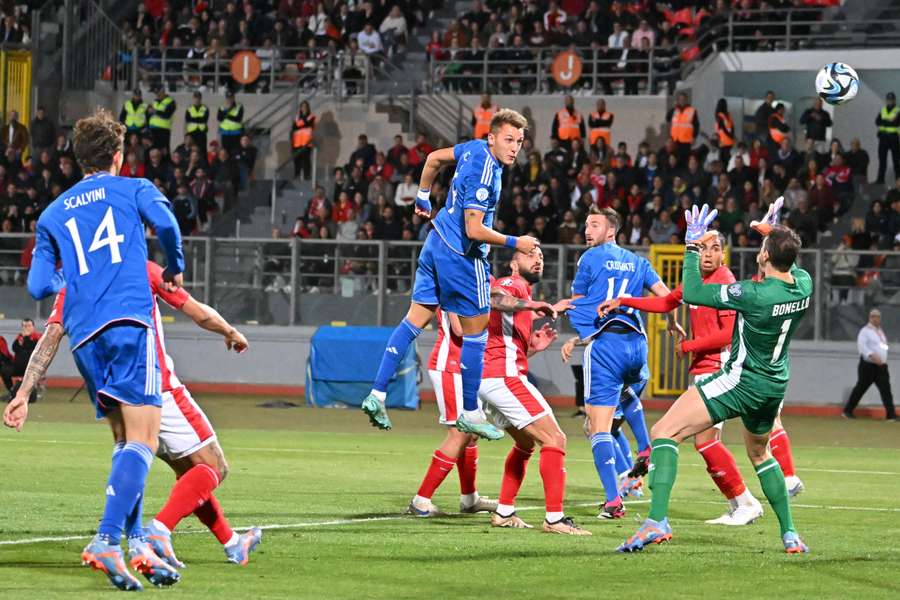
top-left (681, 251), bottom-right (812, 388)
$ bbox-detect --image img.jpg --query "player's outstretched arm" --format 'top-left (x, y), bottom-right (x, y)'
top-left (3, 323), bottom-right (64, 432)
top-left (601, 291), bottom-right (681, 317)
top-left (465, 209), bottom-right (539, 253)
top-left (560, 335), bottom-right (587, 363)
top-left (179, 296), bottom-right (248, 353)
top-left (490, 289), bottom-right (557, 319)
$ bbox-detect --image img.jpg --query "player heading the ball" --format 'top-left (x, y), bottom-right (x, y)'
top-left (361, 109), bottom-right (550, 441)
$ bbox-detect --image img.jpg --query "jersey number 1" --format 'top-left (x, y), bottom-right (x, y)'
top-left (771, 319), bottom-right (791, 363)
top-left (64, 207), bottom-right (124, 275)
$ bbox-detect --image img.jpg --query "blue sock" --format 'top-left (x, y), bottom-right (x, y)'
top-left (459, 331), bottom-right (488, 412)
top-left (125, 492), bottom-right (145, 540)
top-left (97, 442), bottom-right (154, 542)
top-left (372, 318), bottom-right (422, 394)
top-left (613, 431), bottom-right (632, 475)
top-left (110, 442), bottom-right (147, 540)
top-left (623, 397), bottom-right (651, 453)
top-left (590, 432), bottom-right (620, 503)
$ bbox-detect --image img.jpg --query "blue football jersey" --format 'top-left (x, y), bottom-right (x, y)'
top-left (568, 242), bottom-right (661, 340)
top-left (431, 139), bottom-right (503, 259)
top-left (31, 173), bottom-right (184, 348)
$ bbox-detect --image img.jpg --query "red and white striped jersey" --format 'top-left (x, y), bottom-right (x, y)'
top-left (48, 261), bottom-right (192, 393)
top-left (427, 308), bottom-right (462, 374)
top-left (483, 275), bottom-right (533, 378)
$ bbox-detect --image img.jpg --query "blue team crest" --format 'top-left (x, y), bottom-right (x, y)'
top-left (476, 187), bottom-right (489, 201)
top-left (728, 283), bottom-right (743, 297)
top-left (462, 151), bottom-right (471, 162)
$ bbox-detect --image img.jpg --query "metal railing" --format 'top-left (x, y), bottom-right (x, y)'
top-left (1, 234), bottom-right (896, 338)
top-left (428, 47), bottom-right (677, 96)
top-left (61, 0), bottom-right (131, 90)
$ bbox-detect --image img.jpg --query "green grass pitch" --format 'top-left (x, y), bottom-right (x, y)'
top-left (1, 392), bottom-right (899, 599)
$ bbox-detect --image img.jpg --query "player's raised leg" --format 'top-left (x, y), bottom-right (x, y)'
top-left (362, 302), bottom-right (435, 430)
top-left (618, 385), bottom-right (714, 552)
top-left (695, 424), bottom-right (763, 525)
top-left (742, 426), bottom-right (808, 553)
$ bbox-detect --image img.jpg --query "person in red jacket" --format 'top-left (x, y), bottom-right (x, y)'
top-left (600, 232), bottom-right (766, 526)
top-left (1, 319), bottom-right (41, 395)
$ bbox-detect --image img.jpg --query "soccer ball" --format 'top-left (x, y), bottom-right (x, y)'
top-left (815, 62), bottom-right (859, 105)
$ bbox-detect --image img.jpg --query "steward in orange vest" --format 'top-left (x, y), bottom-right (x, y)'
top-left (552, 95), bottom-right (585, 150)
top-left (768, 103), bottom-right (790, 147)
top-left (667, 92), bottom-right (699, 166)
top-left (471, 93), bottom-right (498, 139)
top-left (588, 98), bottom-right (614, 147)
top-left (292, 101), bottom-right (316, 180)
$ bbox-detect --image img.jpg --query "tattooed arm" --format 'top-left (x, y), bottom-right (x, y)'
top-left (2, 323), bottom-right (63, 432)
top-left (490, 290), bottom-right (558, 318)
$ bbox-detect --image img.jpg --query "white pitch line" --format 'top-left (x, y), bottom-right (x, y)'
top-left (4, 497), bottom-right (900, 547)
top-left (3, 437), bottom-right (899, 476)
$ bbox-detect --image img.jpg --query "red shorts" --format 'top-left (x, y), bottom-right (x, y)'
top-left (156, 386), bottom-right (217, 460)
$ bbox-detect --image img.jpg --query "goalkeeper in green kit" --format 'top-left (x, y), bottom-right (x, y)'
top-left (617, 201), bottom-right (810, 554)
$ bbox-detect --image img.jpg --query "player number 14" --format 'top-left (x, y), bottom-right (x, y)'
top-left (64, 206), bottom-right (125, 276)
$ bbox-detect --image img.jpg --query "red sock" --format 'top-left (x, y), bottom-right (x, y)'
top-left (416, 450), bottom-right (456, 499)
top-left (695, 439), bottom-right (746, 499)
top-left (457, 444), bottom-right (478, 495)
top-left (194, 493), bottom-right (234, 545)
top-left (156, 464), bottom-right (220, 532)
top-left (769, 428), bottom-right (796, 477)
top-left (539, 446), bottom-right (566, 513)
top-left (499, 445), bottom-right (533, 506)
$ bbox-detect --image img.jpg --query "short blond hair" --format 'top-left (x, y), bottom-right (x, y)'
top-left (490, 108), bottom-right (528, 133)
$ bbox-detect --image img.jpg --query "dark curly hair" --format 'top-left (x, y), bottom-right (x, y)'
top-left (73, 108), bottom-right (125, 173)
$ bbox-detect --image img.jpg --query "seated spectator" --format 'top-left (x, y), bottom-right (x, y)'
top-left (846, 138), bottom-right (870, 183)
top-left (307, 186), bottom-right (330, 221)
top-left (332, 191), bottom-right (356, 223)
top-left (348, 134), bottom-right (376, 172)
top-left (823, 153), bottom-right (853, 214)
top-left (394, 173), bottom-right (417, 209)
top-left (649, 209), bottom-right (678, 243)
top-left (379, 6), bottom-right (407, 55)
top-left (866, 200), bottom-right (891, 247)
top-left (171, 183), bottom-right (198, 236)
top-left (357, 21), bottom-right (384, 57)
top-left (119, 151), bottom-right (145, 178)
top-left (366, 152), bottom-right (394, 182)
top-left (0, 319), bottom-right (40, 397)
top-left (787, 197), bottom-right (819, 247)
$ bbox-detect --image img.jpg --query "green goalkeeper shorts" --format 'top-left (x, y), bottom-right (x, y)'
top-left (694, 371), bottom-right (784, 435)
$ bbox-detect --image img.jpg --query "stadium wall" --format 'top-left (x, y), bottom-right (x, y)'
top-left (1, 320), bottom-right (893, 413)
top-left (689, 49), bottom-right (900, 181)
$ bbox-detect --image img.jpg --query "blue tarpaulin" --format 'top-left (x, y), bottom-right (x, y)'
top-left (305, 326), bottom-right (419, 409)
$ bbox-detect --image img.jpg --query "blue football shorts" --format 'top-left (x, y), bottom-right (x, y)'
top-left (583, 329), bottom-right (648, 408)
top-left (412, 230), bottom-right (491, 317)
top-left (72, 322), bottom-right (162, 419)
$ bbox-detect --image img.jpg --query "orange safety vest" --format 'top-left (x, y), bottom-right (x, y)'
top-left (472, 104), bottom-right (497, 139)
top-left (769, 113), bottom-right (787, 144)
top-left (556, 109), bottom-right (582, 141)
top-left (715, 112), bottom-right (734, 147)
top-left (589, 111), bottom-right (612, 146)
top-left (292, 115), bottom-right (314, 148)
top-left (670, 106), bottom-right (696, 144)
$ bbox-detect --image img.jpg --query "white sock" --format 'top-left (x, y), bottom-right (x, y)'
top-left (460, 492), bottom-right (479, 508)
top-left (151, 519), bottom-right (171, 535)
top-left (545, 511), bottom-right (565, 523)
top-left (370, 390), bottom-right (386, 402)
top-left (734, 489), bottom-right (757, 508)
top-left (496, 503), bottom-right (516, 518)
top-left (412, 494), bottom-right (430, 507)
top-left (461, 408), bottom-right (486, 423)
top-left (224, 532), bottom-right (240, 548)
